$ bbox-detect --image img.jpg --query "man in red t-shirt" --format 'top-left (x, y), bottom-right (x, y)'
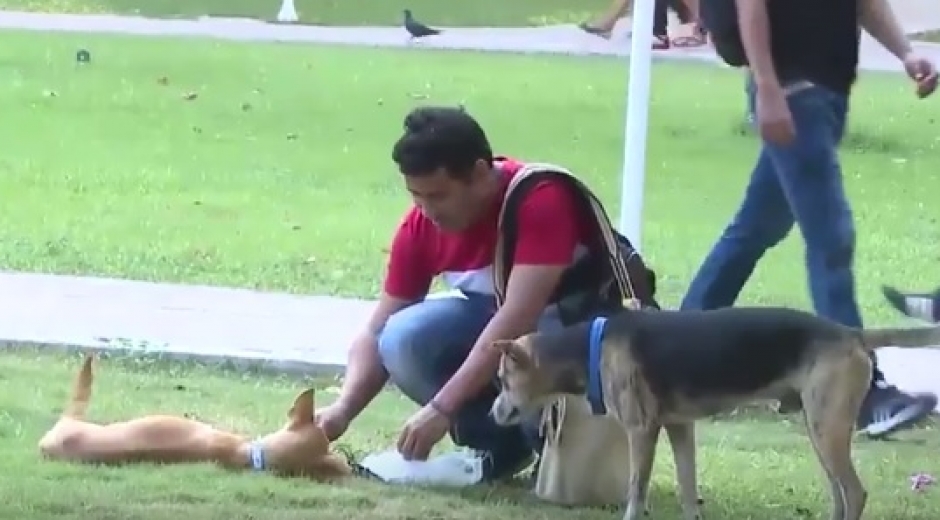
top-left (313, 106), bottom-right (602, 481)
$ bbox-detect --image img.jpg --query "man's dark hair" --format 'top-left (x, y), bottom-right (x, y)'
top-left (391, 106), bottom-right (494, 181)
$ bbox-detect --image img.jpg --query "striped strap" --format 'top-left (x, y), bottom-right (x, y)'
top-left (493, 162), bottom-right (638, 308)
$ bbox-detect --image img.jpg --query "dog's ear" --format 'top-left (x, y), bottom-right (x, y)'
top-left (491, 339), bottom-right (532, 368)
top-left (287, 389), bottom-right (316, 427)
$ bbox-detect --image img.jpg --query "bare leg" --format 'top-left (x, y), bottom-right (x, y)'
top-left (584, 0), bottom-right (631, 33)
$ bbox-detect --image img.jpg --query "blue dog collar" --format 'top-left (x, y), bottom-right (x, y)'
top-left (586, 316), bottom-right (608, 415)
top-left (248, 442), bottom-right (266, 471)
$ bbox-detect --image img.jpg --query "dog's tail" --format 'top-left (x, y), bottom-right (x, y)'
top-left (861, 324), bottom-right (940, 351)
top-left (63, 354), bottom-right (95, 419)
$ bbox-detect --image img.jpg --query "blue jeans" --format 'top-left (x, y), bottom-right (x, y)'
top-left (681, 84), bottom-right (884, 384)
top-left (377, 292), bottom-right (557, 465)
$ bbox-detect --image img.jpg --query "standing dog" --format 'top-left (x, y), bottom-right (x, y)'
top-left (38, 354), bottom-right (352, 480)
top-left (489, 306), bottom-right (940, 520)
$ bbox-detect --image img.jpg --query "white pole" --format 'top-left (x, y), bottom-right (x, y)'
top-left (617, 0), bottom-right (656, 254)
top-left (276, 0), bottom-right (299, 23)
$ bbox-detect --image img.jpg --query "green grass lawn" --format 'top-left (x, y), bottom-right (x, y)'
top-left (2, 28), bottom-right (940, 520)
top-left (2, 30), bottom-right (938, 321)
top-left (0, 0), bottom-right (609, 26)
top-left (3, 348), bottom-right (939, 519)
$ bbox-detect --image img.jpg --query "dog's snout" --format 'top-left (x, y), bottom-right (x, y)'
top-left (490, 395), bottom-right (523, 426)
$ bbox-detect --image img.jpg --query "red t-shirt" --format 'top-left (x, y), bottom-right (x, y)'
top-left (383, 157), bottom-right (598, 301)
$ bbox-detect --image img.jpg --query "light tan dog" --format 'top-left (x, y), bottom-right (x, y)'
top-left (490, 306), bottom-right (940, 520)
top-left (38, 354), bottom-right (352, 480)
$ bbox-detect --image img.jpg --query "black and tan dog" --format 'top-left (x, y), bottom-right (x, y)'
top-left (488, 306), bottom-right (940, 520)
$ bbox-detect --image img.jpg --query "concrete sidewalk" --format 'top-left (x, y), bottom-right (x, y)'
top-left (0, 271), bottom-right (372, 375)
top-left (2, 10), bottom-right (940, 73)
top-left (1, 271), bottom-right (939, 412)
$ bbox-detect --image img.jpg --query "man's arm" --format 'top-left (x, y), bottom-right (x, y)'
top-left (734, 0), bottom-right (780, 90)
top-left (333, 215), bottom-right (433, 420)
top-left (333, 294), bottom-right (414, 419)
top-left (858, 0), bottom-right (911, 60)
top-left (432, 182), bottom-right (578, 414)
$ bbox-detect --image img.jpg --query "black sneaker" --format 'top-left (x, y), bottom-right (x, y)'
top-left (882, 285), bottom-right (940, 323)
top-left (856, 384), bottom-right (937, 438)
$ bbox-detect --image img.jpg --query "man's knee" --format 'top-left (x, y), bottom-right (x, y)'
top-left (377, 311), bottom-right (425, 386)
top-left (377, 296), bottom-right (493, 402)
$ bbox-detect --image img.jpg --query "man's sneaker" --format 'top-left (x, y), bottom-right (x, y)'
top-left (856, 384), bottom-right (937, 438)
top-left (882, 285), bottom-right (940, 323)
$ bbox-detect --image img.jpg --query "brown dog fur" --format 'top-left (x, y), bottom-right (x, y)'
top-left (38, 354), bottom-right (352, 480)
top-left (489, 306), bottom-right (940, 520)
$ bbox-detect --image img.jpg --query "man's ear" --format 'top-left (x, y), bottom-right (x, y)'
top-left (288, 389), bottom-right (315, 428)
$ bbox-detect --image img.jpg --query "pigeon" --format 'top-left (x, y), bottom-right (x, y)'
top-left (403, 9), bottom-right (441, 40)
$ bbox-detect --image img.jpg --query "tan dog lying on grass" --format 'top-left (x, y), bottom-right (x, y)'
top-left (38, 354), bottom-right (352, 481)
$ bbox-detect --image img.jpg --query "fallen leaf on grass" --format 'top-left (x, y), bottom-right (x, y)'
top-left (182, 91), bottom-right (198, 101)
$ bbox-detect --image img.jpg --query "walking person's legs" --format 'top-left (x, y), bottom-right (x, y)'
top-left (683, 84), bottom-right (936, 437)
top-left (679, 151), bottom-right (795, 311)
top-left (579, 0), bottom-right (630, 39)
top-left (578, 0), bottom-right (672, 48)
top-left (761, 85), bottom-right (935, 437)
top-left (670, 0), bottom-right (708, 48)
top-left (652, 0), bottom-right (671, 48)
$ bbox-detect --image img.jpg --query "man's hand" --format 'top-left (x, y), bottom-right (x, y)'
top-left (902, 54), bottom-right (939, 98)
top-left (314, 402), bottom-right (352, 442)
top-left (756, 84), bottom-right (795, 146)
top-left (397, 403), bottom-right (451, 461)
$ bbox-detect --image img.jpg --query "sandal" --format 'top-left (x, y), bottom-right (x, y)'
top-left (652, 35), bottom-right (670, 50)
top-left (578, 22), bottom-right (612, 39)
top-left (672, 23), bottom-right (708, 48)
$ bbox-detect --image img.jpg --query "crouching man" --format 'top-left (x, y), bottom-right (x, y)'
top-left (313, 105), bottom-right (656, 482)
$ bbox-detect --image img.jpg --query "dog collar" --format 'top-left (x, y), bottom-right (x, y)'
top-left (248, 442), bottom-right (266, 471)
top-left (586, 316), bottom-right (608, 415)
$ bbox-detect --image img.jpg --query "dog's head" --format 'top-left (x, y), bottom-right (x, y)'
top-left (489, 331), bottom-right (589, 426)
top-left (253, 389), bottom-right (352, 480)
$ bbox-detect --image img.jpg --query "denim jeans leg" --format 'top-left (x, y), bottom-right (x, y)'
top-left (680, 148), bottom-right (795, 311)
top-left (376, 292), bottom-right (533, 461)
top-left (763, 86), bottom-right (884, 384)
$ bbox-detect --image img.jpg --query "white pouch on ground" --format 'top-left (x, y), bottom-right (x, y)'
top-left (359, 449), bottom-right (484, 487)
top-left (534, 395), bottom-right (631, 506)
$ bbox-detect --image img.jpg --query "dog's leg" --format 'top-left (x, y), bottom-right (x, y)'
top-left (665, 422), bottom-right (702, 520)
top-left (802, 355), bottom-right (870, 520)
top-left (623, 425), bottom-right (660, 520)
